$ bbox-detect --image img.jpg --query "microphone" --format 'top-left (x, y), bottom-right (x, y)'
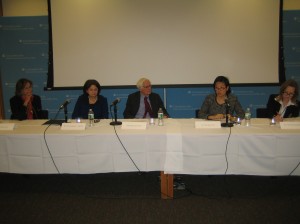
top-left (225, 99), bottom-right (230, 107)
top-left (110, 98), bottom-right (121, 106)
top-left (110, 98), bottom-right (122, 126)
top-left (221, 98), bottom-right (233, 127)
top-left (60, 99), bottom-right (71, 109)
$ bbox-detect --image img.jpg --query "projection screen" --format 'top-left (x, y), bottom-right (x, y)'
top-left (49, 0), bottom-right (282, 88)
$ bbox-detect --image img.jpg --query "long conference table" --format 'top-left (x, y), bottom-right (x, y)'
top-left (1, 118), bottom-right (300, 199)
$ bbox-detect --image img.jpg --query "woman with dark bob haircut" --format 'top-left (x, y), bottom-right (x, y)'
top-left (198, 75), bottom-right (244, 120)
top-left (10, 78), bottom-right (43, 120)
top-left (72, 79), bottom-right (108, 119)
top-left (267, 79), bottom-right (299, 122)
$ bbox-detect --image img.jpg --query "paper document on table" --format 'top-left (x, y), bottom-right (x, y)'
top-left (0, 123), bottom-right (15, 130)
top-left (195, 120), bottom-right (221, 129)
top-left (61, 123), bottom-right (86, 130)
top-left (280, 122), bottom-right (300, 129)
top-left (122, 122), bottom-right (147, 129)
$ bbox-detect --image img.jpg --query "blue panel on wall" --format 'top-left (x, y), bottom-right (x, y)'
top-left (0, 16), bottom-right (50, 119)
top-left (283, 11), bottom-right (300, 83)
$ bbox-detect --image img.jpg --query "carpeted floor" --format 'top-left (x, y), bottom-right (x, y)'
top-left (1, 172), bottom-right (300, 224)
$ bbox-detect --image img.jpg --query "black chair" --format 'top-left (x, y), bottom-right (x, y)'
top-left (195, 109), bottom-right (199, 118)
top-left (39, 109), bottom-right (49, 119)
top-left (256, 108), bottom-right (268, 118)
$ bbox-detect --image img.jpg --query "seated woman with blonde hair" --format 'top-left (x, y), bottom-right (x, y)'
top-left (267, 79), bottom-right (299, 122)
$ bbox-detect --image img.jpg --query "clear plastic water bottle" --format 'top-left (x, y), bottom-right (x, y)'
top-left (88, 109), bottom-right (94, 127)
top-left (244, 107), bottom-right (251, 126)
top-left (157, 108), bottom-right (164, 126)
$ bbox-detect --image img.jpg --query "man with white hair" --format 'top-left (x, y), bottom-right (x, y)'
top-left (123, 77), bottom-right (169, 119)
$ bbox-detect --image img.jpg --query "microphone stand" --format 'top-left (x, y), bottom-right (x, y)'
top-left (64, 105), bottom-right (68, 123)
top-left (221, 102), bottom-right (233, 127)
top-left (110, 105), bottom-right (122, 126)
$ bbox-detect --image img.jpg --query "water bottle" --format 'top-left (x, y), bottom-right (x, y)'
top-left (244, 107), bottom-right (251, 126)
top-left (157, 108), bottom-right (164, 126)
top-left (88, 109), bottom-right (94, 127)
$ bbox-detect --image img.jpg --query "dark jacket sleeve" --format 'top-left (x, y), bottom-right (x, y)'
top-left (72, 95), bottom-right (90, 119)
top-left (123, 92), bottom-right (140, 118)
top-left (10, 96), bottom-right (27, 120)
top-left (149, 93), bottom-right (170, 118)
top-left (96, 96), bottom-right (108, 119)
top-left (285, 101), bottom-right (299, 118)
top-left (267, 94), bottom-right (280, 118)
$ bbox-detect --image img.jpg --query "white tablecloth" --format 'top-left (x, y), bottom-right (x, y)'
top-left (1, 118), bottom-right (300, 176)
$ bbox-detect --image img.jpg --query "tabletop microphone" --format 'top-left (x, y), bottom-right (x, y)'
top-left (225, 99), bottom-right (230, 107)
top-left (60, 99), bottom-right (71, 109)
top-left (221, 98), bottom-right (233, 127)
top-left (110, 98), bottom-right (122, 126)
top-left (111, 98), bottom-right (121, 106)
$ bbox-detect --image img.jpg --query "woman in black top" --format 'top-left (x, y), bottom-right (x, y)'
top-left (72, 79), bottom-right (108, 119)
top-left (10, 78), bottom-right (43, 120)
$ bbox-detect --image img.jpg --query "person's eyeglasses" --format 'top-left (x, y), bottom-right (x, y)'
top-left (283, 92), bottom-right (294, 96)
top-left (143, 85), bottom-right (151, 89)
top-left (215, 87), bottom-right (226, 91)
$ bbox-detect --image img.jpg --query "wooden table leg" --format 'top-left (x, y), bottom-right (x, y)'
top-left (160, 171), bottom-right (173, 199)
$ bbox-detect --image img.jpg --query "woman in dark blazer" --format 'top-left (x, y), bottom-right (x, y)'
top-left (72, 79), bottom-right (108, 119)
top-left (10, 78), bottom-right (43, 120)
top-left (267, 79), bottom-right (299, 122)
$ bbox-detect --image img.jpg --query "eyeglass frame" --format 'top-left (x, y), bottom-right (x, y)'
top-left (283, 91), bottom-right (294, 97)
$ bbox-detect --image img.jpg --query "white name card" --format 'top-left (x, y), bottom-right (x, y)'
top-left (195, 120), bottom-right (221, 129)
top-left (280, 122), bottom-right (300, 129)
top-left (0, 123), bottom-right (15, 131)
top-left (61, 123), bottom-right (86, 130)
top-left (121, 122), bottom-right (147, 130)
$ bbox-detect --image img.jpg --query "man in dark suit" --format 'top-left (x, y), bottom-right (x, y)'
top-left (123, 78), bottom-right (169, 118)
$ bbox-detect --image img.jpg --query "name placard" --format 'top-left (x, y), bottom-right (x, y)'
top-left (61, 123), bottom-right (86, 130)
top-left (121, 122), bottom-right (147, 130)
top-left (195, 120), bottom-right (221, 129)
top-left (0, 123), bottom-right (15, 131)
top-left (280, 122), bottom-right (300, 129)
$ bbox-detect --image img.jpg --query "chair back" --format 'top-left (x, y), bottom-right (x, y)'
top-left (256, 108), bottom-right (268, 118)
top-left (40, 110), bottom-right (49, 119)
top-left (195, 109), bottom-right (199, 118)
